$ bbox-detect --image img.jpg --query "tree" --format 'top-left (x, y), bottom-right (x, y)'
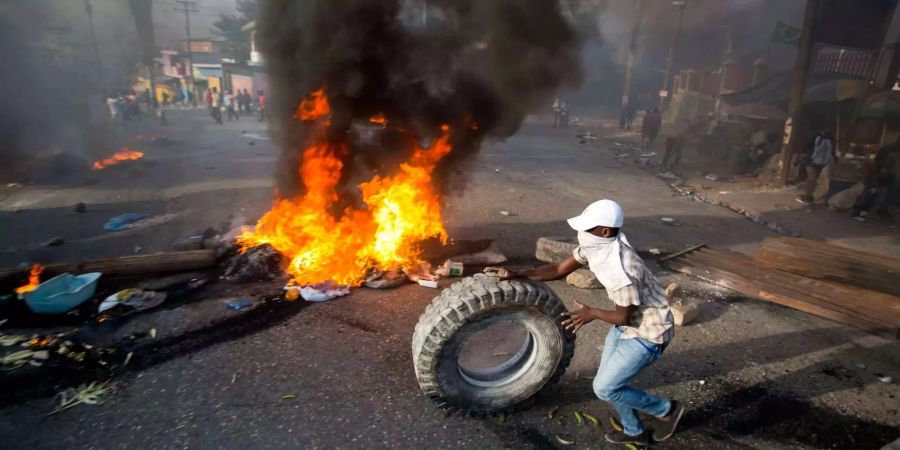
top-left (212, 0), bottom-right (257, 63)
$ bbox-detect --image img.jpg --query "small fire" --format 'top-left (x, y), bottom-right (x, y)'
top-left (369, 114), bottom-right (387, 126)
top-left (240, 89), bottom-right (451, 286)
top-left (15, 263), bottom-right (44, 295)
top-left (93, 147), bottom-right (145, 170)
top-left (296, 89), bottom-right (330, 121)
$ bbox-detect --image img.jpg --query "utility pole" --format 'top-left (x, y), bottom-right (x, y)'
top-left (777, 0), bottom-right (820, 185)
top-left (175, 0), bottom-right (199, 107)
top-left (621, 0), bottom-right (645, 110)
top-left (660, 0), bottom-right (687, 110)
top-left (84, 0), bottom-right (103, 80)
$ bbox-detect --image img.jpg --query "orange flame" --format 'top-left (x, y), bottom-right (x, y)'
top-left (296, 89), bottom-right (330, 121)
top-left (369, 114), bottom-right (387, 126)
top-left (93, 147), bottom-right (144, 170)
top-left (239, 91), bottom-right (451, 287)
top-left (15, 264), bottom-right (44, 294)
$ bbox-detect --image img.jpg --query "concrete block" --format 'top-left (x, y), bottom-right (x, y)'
top-left (670, 302), bottom-right (699, 326)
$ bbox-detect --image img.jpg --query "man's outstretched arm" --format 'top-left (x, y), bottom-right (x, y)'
top-left (490, 255), bottom-right (583, 282)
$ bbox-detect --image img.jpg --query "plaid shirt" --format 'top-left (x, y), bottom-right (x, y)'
top-left (574, 244), bottom-right (674, 344)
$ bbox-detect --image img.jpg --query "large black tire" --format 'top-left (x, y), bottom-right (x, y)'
top-left (411, 274), bottom-right (575, 415)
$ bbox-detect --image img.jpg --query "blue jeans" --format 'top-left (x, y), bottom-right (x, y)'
top-left (592, 326), bottom-right (671, 436)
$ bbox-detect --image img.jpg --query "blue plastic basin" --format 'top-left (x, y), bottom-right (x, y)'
top-left (19, 273), bottom-right (101, 314)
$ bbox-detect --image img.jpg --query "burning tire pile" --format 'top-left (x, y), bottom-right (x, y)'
top-left (412, 274), bottom-right (574, 414)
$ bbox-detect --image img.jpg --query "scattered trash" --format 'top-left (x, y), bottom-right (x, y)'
top-left (608, 414), bottom-right (624, 431)
top-left (661, 217), bottom-right (678, 226)
top-left (364, 268), bottom-right (408, 289)
top-left (582, 411), bottom-right (599, 427)
top-left (299, 282), bottom-right (350, 302)
top-left (226, 299), bottom-right (254, 310)
top-left (73, 202), bottom-right (87, 213)
top-left (698, 379), bottom-right (706, 385)
top-left (494, 168), bottom-right (500, 172)
top-left (149, 328), bottom-right (157, 339)
top-left (499, 210), bottom-right (510, 216)
top-left (434, 260), bottom-right (465, 277)
top-left (20, 273), bottom-right (101, 314)
top-left (704, 173), bottom-right (720, 181)
top-left (42, 236), bottom-right (64, 247)
top-left (172, 236), bottom-right (204, 251)
top-left (554, 435), bottom-right (574, 446)
top-left (103, 213), bottom-right (150, 231)
top-left (6, 183), bottom-right (22, 188)
top-left (483, 267), bottom-right (512, 279)
top-left (574, 410), bottom-right (584, 426)
top-left (648, 248), bottom-right (661, 255)
top-left (281, 394), bottom-right (297, 400)
top-left (547, 406), bottom-right (560, 419)
top-left (51, 381), bottom-right (115, 414)
top-left (231, 372), bottom-right (238, 383)
top-left (99, 289), bottom-right (166, 315)
top-left (877, 375), bottom-right (892, 383)
top-left (417, 279), bottom-right (439, 289)
top-left (133, 245), bottom-right (143, 254)
top-left (123, 352), bottom-right (133, 367)
top-left (640, 152), bottom-right (658, 158)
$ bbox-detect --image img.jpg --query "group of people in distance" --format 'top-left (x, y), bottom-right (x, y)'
top-left (205, 87), bottom-right (268, 124)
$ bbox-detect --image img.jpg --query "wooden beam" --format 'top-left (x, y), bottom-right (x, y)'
top-left (0, 250), bottom-right (218, 282)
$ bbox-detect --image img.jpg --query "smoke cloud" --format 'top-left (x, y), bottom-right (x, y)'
top-left (257, 0), bottom-right (582, 197)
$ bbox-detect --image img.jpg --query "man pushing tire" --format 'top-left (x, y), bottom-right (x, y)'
top-left (487, 199), bottom-right (684, 446)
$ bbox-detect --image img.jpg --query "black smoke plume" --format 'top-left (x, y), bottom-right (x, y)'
top-left (257, 0), bottom-right (582, 197)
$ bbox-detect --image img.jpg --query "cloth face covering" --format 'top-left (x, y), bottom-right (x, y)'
top-left (576, 231), bottom-right (634, 292)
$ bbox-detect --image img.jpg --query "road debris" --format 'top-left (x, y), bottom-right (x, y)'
top-left (364, 268), bottom-right (408, 289)
top-left (223, 244), bottom-right (284, 282)
top-left (573, 410), bottom-right (584, 426)
top-left (581, 411), bottom-right (599, 427)
top-left (417, 279), bottom-right (439, 289)
top-left (99, 289), bottom-right (167, 315)
top-left (547, 405), bottom-right (560, 419)
top-left (298, 282), bottom-right (350, 302)
top-left (149, 328), bottom-right (157, 340)
top-left (103, 213), bottom-right (150, 231)
top-left (499, 210), bottom-right (510, 216)
top-left (42, 236), bottom-right (64, 247)
top-left (553, 435), bottom-right (574, 446)
top-left (21, 272), bottom-right (101, 314)
top-left (51, 381), bottom-right (115, 414)
top-left (73, 202), bottom-right (86, 213)
top-left (226, 299), bottom-right (254, 310)
top-left (281, 394), bottom-right (297, 400)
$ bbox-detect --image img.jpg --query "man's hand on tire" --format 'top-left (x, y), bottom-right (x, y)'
top-left (484, 266), bottom-right (517, 280)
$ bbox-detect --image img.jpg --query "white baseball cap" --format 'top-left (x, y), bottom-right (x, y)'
top-left (566, 199), bottom-right (624, 231)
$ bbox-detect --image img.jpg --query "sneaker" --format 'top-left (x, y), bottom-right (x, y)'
top-left (604, 430), bottom-right (651, 446)
top-left (653, 400), bottom-right (685, 442)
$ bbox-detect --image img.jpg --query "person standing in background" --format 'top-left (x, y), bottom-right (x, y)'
top-left (797, 130), bottom-right (835, 205)
top-left (210, 87), bottom-right (223, 124)
top-left (257, 90), bottom-right (268, 122)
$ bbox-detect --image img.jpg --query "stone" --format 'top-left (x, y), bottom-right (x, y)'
top-left (665, 283), bottom-right (682, 301)
top-left (670, 302), bottom-right (699, 326)
top-left (566, 269), bottom-right (602, 289)
top-left (73, 202), bottom-right (86, 213)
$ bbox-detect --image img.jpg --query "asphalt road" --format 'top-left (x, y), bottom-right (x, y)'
top-left (1, 110), bottom-right (898, 449)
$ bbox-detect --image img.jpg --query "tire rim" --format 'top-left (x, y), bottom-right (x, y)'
top-left (455, 320), bottom-right (540, 388)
